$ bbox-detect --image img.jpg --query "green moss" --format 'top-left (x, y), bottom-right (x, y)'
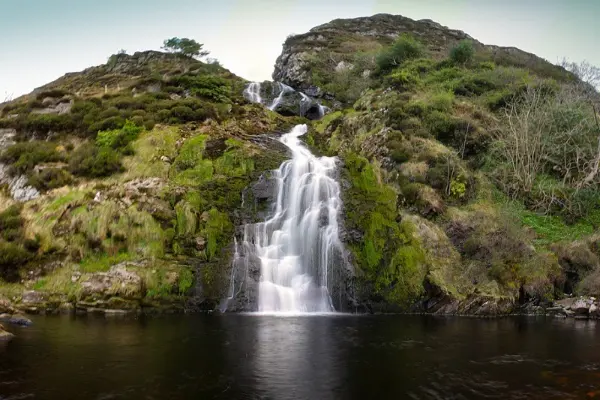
top-left (178, 267), bottom-right (194, 294)
top-left (201, 208), bottom-right (233, 261)
top-left (175, 201), bottom-right (197, 236)
top-left (342, 152), bottom-right (426, 305)
top-left (79, 252), bottom-right (134, 273)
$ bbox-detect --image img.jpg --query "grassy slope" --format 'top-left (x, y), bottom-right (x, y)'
top-left (0, 51), bottom-right (295, 310)
top-left (304, 33), bottom-right (599, 310)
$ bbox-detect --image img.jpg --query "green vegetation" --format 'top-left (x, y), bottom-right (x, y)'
top-left (450, 40), bottom-right (475, 65)
top-left (162, 37), bottom-right (209, 59)
top-left (311, 30), bottom-right (600, 306)
top-left (376, 34), bottom-right (424, 73)
top-left (0, 205), bottom-right (41, 281)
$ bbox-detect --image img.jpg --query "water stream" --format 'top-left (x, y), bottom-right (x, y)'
top-left (241, 124), bottom-right (343, 313)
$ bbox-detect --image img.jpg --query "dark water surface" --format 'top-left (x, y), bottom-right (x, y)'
top-left (1, 314), bottom-right (600, 399)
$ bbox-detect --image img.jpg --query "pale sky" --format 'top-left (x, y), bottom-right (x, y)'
top-left (1, 0), bottom-right (599, 98)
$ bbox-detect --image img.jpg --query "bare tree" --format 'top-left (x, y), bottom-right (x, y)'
top-left (492, 84), bottom-right (600, 214)
top-left (492, 86), bottom-right (551, 194)
top-left (560, 58), bottom-right (600, 92)
top-left (558, 59), bottom-right (600, 188)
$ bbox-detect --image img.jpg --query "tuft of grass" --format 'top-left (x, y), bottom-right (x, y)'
top-left (79, 252), bottom-right (134, 273)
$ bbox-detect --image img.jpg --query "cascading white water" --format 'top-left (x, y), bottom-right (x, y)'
top-left (239, 124), bottom-right (343, 313)
top-left (242, 81), bottom-right (327, 119)
top-left (268, 82), bottom-right (293, 111)
top-left (243, 82), bottom-right (262, 104)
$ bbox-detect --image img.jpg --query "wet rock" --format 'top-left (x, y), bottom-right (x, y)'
top-left (572, 298), bottom-right (591, 315)
top-left (251, 174), bottom-right (277, 202)
top-left (0, 324), bottom-right (15, 341)
top-left (9, 314), bottom-right (33, 326)
top-left (590, 303), bottom-right (599, 318)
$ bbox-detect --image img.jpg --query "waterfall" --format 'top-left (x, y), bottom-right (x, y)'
top-left (238, 124), bottom-right (343, 313)
top-left (243, 82), bottom-right (262, 104)
top-left (242, 81), bottom-right (328, 119)
top-left (268, 82), bottom-right (293, 111)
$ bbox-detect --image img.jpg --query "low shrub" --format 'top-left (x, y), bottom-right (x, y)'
top-left (450, 40), bottom-right (475, 65)
top-left (376, 34), bottom-right (424, 73)
top-left (0, 141), bottom-right (63, 174)
top-left (28, 168), bottom-right (73, 191)
top-left (20, 114), bottom-right (74, 134)
top-left (69, 143), bottom-right (123, 177)
top-left (96, 120), bottom-right (143, 150)
top-left (87, 116), bottom-right (125, 134)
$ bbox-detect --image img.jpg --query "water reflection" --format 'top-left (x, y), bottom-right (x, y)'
top-left (1, 315), bottom-right (600, 399)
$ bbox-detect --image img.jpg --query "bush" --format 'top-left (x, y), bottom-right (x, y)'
top-left (143, 119), bottom-right (156, 130)
top-left (0, 205), bottom-right (23, 241)
top-left (88, 116), bottom-right (125, 134)
top-left (35, 89), bottom-right (69, 100)
top-left (28, 168), bottom-right (73, 191)
top-left (169, 75), bottom-right (231, 103)
top-left (450, 40), bottom-right (475, 65)
top-left (99, 107), bottom-right (120, 119)
top-left (385, 69), bottom-right (421, 90)
top-left (0, 141), bottom-right (63, 174)
top-left (20, 114), bottom-right (74, 134)
top-left (96, 120), bottom-right (143, 150)
top-left (69, 143), bottom-right (123, 177)
top-left (376, 34), bottom-right (424, 73)
top-left (0, 242), bottom-right (31, 280)
top-left (170, 106), bottom-right (196, 121)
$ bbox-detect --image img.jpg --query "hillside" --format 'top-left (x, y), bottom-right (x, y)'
top-left (1, 14), bottom-right (599, 317)
top-left (0, 50), bottom-right (301, 313)
top-left (277, 14), bottom-right (600, 313)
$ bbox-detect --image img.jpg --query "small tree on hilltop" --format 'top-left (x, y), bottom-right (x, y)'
top-left (450, 40), bottom-right (475, 65)
top-left (162, 37), bottom-right (209, 59)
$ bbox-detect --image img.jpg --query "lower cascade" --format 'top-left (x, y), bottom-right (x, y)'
top-left (239, 124), bottom-right (344, 313)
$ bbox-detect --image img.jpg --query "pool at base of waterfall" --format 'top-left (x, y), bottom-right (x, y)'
top-left (2, 314), bottom-right (600, 399)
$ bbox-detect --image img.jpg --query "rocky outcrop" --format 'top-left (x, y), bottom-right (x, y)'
top-left (273, 13), bottom-right (570, 96)
top-left (551, 296), bottom-right (600, 319)
top-left (0, 128), bottom-right (40, 201)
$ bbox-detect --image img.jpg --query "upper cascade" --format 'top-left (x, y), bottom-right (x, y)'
top-left (243, 81), bottom-right (327, 120)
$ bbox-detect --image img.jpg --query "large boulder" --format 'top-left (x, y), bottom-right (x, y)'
top-left (78, 263), bottom-right (144, 312)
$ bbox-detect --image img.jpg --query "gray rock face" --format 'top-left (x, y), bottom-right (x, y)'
top-left (0, 128), bottom-right (40, 202)
top-left (0, 165), bottom-right (40, 202)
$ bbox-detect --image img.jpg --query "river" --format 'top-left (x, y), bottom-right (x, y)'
top-left (2, 315), bottom-right (600, 399)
